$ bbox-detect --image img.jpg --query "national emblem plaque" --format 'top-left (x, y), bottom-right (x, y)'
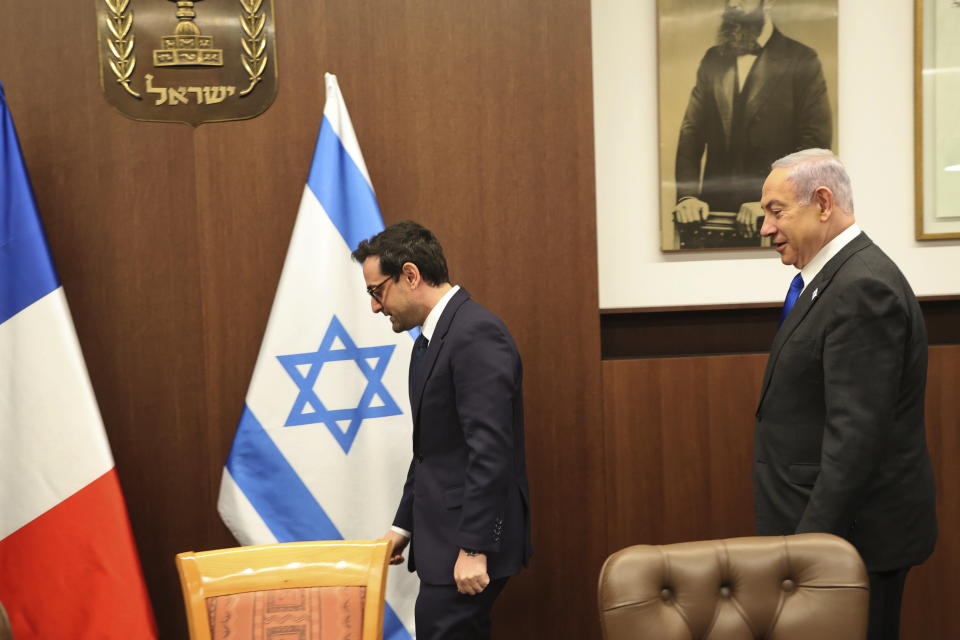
top-left (95, 0), bottom-right (278, 126)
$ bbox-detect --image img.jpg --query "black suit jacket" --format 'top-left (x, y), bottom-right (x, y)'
top-left (393, 288), bottom-right (532, 585)
top-left (754, 232), bottom-right (937, 572)
top-left (676, 28), bottom-right (832, 213)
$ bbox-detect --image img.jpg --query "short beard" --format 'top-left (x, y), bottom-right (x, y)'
top-left (716, 3), bottom-right (766, 57)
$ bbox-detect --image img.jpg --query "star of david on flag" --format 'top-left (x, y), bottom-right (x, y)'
top-left (217, 74), bottom-right (418, 639)
top-left (278, 315), bottom-right (401, 453)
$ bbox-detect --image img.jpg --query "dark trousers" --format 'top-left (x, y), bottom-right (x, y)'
top-left (414, 577), bottom-right (508, 640)
top-left (867, 568), bottom-right (909, 640)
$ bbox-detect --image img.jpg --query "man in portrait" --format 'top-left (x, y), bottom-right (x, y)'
top-left (671, 0), bottom-right (833, 247)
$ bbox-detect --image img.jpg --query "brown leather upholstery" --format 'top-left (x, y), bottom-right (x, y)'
top-left (598, 533), bottom-right (868, 640)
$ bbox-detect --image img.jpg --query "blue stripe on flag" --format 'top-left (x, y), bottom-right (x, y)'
top-left (383, 606), bottom-right (411, 640)
top-left (307, 115), bottom-right (385, 253)
top-left (225, 406), bottom-right (342, 542)
top-left (226, 406), bottom-right (414, 640)
top-left (0, 82), bottom-right (59, 325)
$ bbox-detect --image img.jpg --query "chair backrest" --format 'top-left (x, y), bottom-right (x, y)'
top-left (0, 599), bottom-right (12, 640)
top-left (598, 533), bottom-right (869, 640)
top-left (176, 539), bottom-right (392, 640)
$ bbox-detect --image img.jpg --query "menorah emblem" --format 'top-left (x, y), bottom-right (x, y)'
top-left (153, 0), bottom-right (223, 67)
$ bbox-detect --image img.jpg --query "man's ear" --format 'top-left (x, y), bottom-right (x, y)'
top-left (400, 261), bottom-right (421, 288)
top-left (814, 186), bottom-right (835, 221)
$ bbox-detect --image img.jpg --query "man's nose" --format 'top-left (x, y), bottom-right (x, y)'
top-left (371, 297), bottom-right (383, 313)
top-left (759, 213), bottom-right (776, 237)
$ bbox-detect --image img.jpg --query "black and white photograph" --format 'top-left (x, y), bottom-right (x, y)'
top-left (658, 0), bottom-right (839, 251)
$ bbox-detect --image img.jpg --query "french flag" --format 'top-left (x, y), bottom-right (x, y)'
top-left (0, 82), bottom-right (157, 639)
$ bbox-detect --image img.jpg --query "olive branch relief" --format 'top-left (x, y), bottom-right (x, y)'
top-left (240, 0), bottom-right (268, 96)
top-left (105, 0), bottom-right (140, 98)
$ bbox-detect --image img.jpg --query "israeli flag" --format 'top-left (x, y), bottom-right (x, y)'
top-left (217, 73), bottom-right (417, 640)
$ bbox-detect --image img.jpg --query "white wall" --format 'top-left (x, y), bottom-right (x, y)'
top-left (593, 0), bottom-right (960, 309)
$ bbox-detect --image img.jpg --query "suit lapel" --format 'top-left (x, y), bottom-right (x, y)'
top-left (410, 287), bottom-right (471, 429)
top-left (740, 29), bottom-right (787, 128)
top-left (715, 61), bottom-right (736, 145)
top-left (757, 232), bottom-right (873, 408)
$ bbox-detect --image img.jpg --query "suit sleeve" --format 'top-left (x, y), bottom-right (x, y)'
top-left (392, 458), bottom-right (415, 531)
top-left (449, 318), bottom-right (519, 552)
top-left (793, 48), bottom-right (832, 151)
top-left (675, 57), bottom-right (711, 202)
top-left (797, 276), bottom-right (908, 534)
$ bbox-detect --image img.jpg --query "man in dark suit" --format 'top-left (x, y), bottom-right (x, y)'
top-left (352, 221), bottom-right (531, 640)
top-left (754, 149), bottom-right (937, 640)
top-left (673, 0), bottom-right (832, 241)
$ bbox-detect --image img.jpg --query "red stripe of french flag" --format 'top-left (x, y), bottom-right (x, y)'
top-left (0, 470), bottom-right (156, 639)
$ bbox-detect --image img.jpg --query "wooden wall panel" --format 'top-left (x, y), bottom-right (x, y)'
top-left (602, 355), bottom-right (766, 553)
top-left (603, 346), bottom-right (960, 640)
top-left (3, 2), bottom-right (956, 639)
top-left (1, 1), bottom-right (603, 639)
top-left (899, 345), bottom-right (960, 637)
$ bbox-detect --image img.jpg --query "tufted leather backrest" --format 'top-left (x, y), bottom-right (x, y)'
top-left (598, 533), bottom-right (868, 640)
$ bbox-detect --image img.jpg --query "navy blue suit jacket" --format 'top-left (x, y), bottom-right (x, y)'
top-left (393, 288), bottom-right (532, 585)
top-left (754, 233), bottom-right (937, 572)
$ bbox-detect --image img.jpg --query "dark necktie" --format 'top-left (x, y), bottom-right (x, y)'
top-left (778, 273), bottom-right (804, 328)
top-left (408, 334), bottom-right (428, 397)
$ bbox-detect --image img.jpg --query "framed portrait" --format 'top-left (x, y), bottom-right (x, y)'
top-left (657, 0), bottom-right (839, 251)
top-left (915, 0), bottom-right (960, 240)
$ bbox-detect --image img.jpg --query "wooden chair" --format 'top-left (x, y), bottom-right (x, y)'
top-left (176, 539), bottom-right (392, 640)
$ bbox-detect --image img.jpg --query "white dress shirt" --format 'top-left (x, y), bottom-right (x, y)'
top-left (737, 17), bottom-right (774, 92)
top-left (799, 223), bottom-right (862, 294)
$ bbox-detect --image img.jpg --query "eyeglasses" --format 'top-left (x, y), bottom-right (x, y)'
top-left (366, 276), bottom-right (393, 303)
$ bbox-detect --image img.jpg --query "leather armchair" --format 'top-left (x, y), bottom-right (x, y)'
top-left (598, 533), bottom-right (868, 639)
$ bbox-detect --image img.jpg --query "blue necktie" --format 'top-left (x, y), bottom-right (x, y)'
top-left (778, 273), bottom-right (804, 327)
top-left (409, 334), bottom-right (428, 398)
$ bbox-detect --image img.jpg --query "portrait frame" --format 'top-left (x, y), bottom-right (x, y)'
top-left (656, 0), bottom-right (839, 252)
top-left (914, 0), bottom-right (960, 240)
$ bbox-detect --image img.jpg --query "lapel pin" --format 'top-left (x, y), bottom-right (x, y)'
top-left (811, 287), bottom-right (819, 301)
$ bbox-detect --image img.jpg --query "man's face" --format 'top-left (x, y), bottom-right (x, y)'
top-left (718, 0), bottom-right (765, 53)
top-left (760, 167), bottom-right (828, 269)
top-left (362, 256), bottom-right (417, 333)
top-left (725, 0), bottom-right (764, 17)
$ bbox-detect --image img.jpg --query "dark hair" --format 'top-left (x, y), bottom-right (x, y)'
top-left (351, 221), bottom-right (450, 286)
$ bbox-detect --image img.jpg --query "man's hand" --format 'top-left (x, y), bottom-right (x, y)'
top-left (736, 201), bottom-right (763, 237)
top-left (453, 549), bottom-right (489, 595)
top-left (673, 197), bottom-right (710, 224)
top-left (385, 529), bottom-right (409, 566)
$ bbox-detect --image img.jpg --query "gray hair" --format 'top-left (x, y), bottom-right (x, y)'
top-left (771, 148), bottom-right (854, 213)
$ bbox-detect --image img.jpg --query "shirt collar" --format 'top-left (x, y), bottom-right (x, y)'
top-left (421, 285), bottom-right (460, 342)
top-left (799, 222), bottom-right (861, 292)
top-left (757, 17), bottom-right (774, 48)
